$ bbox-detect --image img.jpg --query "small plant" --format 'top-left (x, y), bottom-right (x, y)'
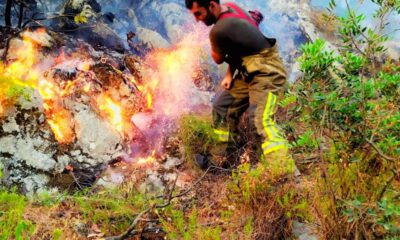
top-left (292, 130), bottom-right (319, 151)
top-left (161, 206), bottom-right (222, 240)
top-left (72, 187), bottom-right (148, 234)
top-left (179, 114), bottom-right (217, 164)
top-left (51, 228), bottom-right (63, 240)
top-left (0, 189), bottom-right (35, 239)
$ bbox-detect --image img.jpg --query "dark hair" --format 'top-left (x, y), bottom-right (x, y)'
top-left (185, 0), bottom-right (220, 9)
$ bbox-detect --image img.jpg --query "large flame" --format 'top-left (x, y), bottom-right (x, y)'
top-left (38, 78), bottom-right (75, 144)
top-left (3, 31), bottom-right (40, 88)
top-left (0, 29), bottom-right (43, 116)
top-left (141, 31), bottom-right (208, 116)
top-left (0, 29), bottom-right (77, 143)
top-left (96, 94), bottom-right (124, 134)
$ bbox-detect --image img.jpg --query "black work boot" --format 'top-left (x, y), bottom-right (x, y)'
top-left (194, 153), bottom-right (209, 170)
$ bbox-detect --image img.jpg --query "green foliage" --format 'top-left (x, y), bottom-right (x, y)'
top-left (243, 217), bottom-right (253, 240)
top-left (292, 130), bottom-right (319, 151)
top-left (161, 206), bottom-right (222, 240)
top-left (279, 93), bottom-right (297, 108)
top-left (298, 39), bottom-right (336, 80)
top-left (34, 190), bottom-right (65, 207)
top-left (51, 228), bottom-right (62, 240)
top-left (72, 188), bottom-right (148, 234)
top-left (292, 0), bottom-right (400, 238)
top-left (179, 114), bottom-right (217, 164)
top-left (0, 189), bottom-right (34, 240)
top-left (0, 62), bottom-right (33, 111)
top-left (376, 198), bottom-right (400, 233)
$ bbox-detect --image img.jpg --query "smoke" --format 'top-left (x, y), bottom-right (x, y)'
top-left (129, 24), bottom-right (212, 158)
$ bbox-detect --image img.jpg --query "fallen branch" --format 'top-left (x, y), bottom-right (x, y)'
top-left (105, 166), bottom-right (216, 240)
top-left (105, 208), bottom-right (150, 240)
top-left (69, 171), bottom-right (83, 191)
top-left (366, 139), bottom-right (396, 162)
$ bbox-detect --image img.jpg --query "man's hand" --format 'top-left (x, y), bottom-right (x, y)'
top-left (220, 76), bottom-right (233, 90)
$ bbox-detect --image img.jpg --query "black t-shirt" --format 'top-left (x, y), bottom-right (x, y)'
top-left (209, 7), bottom-right (271, 66)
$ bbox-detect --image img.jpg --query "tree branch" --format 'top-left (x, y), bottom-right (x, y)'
top-left (105, 166), bottom-right (217, 240)
top-left (5, 0), bottom-right (14, 27)
top-left (366, 139), bottom-right (396, 162)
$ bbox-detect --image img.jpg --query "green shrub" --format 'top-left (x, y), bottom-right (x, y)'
top-left (179, 114), bottom-right (217, 165)
top-left (291, 0), bottom-right (400, 238)
top-left (0, 189), bottom-right (34, 239)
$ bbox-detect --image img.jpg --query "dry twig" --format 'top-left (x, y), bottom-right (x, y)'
top-left (105, 166), bottom-right (216, 240)
top-left (366, 139), bottom-right (396, 162)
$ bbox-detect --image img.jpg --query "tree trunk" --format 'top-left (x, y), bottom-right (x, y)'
top-left (18, 2), bottom-right (24, 28)
top-left (5, 0), bottom-right (13, 27)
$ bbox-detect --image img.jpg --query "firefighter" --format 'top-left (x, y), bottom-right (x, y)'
top-left (185, 0), bottom-right (290, 169)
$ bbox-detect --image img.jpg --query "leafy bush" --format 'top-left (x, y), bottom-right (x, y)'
top-left (290, 0), bottom-right (400, 238)
top-left (0, 189), bottom-right (35, 239)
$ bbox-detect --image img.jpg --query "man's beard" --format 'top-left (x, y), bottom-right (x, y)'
top-left (204, 9), bottom-right (217, 26)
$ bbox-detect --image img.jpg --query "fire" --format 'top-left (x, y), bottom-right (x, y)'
top-left (141, 31), bottom-right (208, 116)
top-left (128, 75), bottom-right (155, 110)
top-left (0, 29), bottom-right (39, 96)
top-left (0, 103), bottom-right (4, 117)
top-left (97, 95), bottom-right (124, 133)
top-left (78, 61), bottom-right (91, 71)
top-left (135, 150), bottom-right (158, 165)
top-left (38, 78), bottom-right (76, 143)
top-left (147, 92), bottom-right (153, 109)
top-left (83, 82), bottom-right (91, 92)
top-left (47, 110), bottom-right (75, 144)
top-left (0, 29), bottom-right (78, 143)
top-left (136, 155), bottom-right (156, 165)
top-left (38, 78), bottom-right (58, 99)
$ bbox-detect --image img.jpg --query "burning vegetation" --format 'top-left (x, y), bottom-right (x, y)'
top-left (0, 26), bottom-right (211, 193)
top-left (1, 1), bottom-right (398, 239)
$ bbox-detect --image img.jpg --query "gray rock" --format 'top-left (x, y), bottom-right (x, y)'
top-left (292, 221), bottom-right (319, 240)
top-left (22, 174), bottom-right (50, 196)
top-left (56, 155), bottom-right (71, 173)
top-left (140, 170), bottom-right (165, 194)
top-left (2, 116), bottom-right (20, 133)
top-left (74, 103), bottom-right (125, 166)
top-left (163, 157), bottom-right (183, 170)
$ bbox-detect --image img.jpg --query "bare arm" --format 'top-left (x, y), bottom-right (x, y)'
top-left (220, 66), bottom-right (233, 90)
top-left (211, 49), bottom-right (225, 64)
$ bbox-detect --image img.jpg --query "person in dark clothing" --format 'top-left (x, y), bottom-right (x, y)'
top-left (186, 0), bottom-right (291, 169)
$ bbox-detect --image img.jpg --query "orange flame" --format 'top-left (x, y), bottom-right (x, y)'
top-left (3, 30), bottom-right (44, 88)
top-left (97, 95), bottom-right (123, 133)
top-left (47, 110), bottom-right (75, 144)
top-left (128, 76), bottom-right (155, 110)
top-left (38, 78), bottom-right (76, 143)
top-left (135, 150), bottom-right (157, 165)
top-left (0, 29), bottom-right (77, 143)
top-left (146, 92), bottom-right (153, 109)
top-left (141, 32), bottom-right (207, 116)
top-left (0, 103), bottom-right (4, 117)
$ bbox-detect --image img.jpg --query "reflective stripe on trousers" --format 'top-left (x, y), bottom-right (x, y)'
top-left (213, 129), bottom-right (230, 142)
top-left (261, 92), bottom-right (286, 155)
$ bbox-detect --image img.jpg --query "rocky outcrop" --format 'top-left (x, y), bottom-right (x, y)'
top-left (0, 29), bottom-right (146, 195)
top-left (0, 94), bottom-right (125, 194)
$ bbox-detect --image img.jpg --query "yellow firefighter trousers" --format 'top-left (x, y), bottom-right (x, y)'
top-left (212, 44), bottom-right (287, 159)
